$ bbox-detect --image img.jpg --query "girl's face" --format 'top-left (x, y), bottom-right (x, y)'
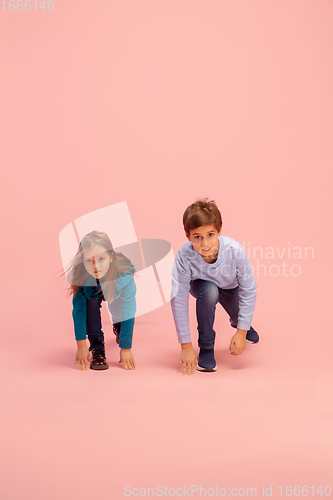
top-left (83, 245), bottom-right (113, 279)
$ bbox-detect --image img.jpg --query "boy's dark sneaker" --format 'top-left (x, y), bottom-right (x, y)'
top-left (246, 329), bottom-right (259, 344)
top-left (89, 339), bottom-right (109, 370)
top-left (197, 348), bottom-right (217, 372)
top-left (113, 322), bottom-right (121, 344)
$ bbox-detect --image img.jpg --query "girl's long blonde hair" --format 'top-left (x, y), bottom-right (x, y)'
top-left (62, 231), bottom-right (135, 303)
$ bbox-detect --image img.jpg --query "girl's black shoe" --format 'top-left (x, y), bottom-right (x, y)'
top-left (89, 339), bottom-right (109, 370)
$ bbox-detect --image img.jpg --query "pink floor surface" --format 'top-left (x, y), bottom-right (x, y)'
top-left (2, 287), bottom-right (332, 499)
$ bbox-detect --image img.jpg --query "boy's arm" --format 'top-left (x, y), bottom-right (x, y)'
top-left (171, 252), bottom-right (197, 374)
top-left (235, 245), bottom-right (257, 331)
top-left (170, 252), bottom-right (192, 344)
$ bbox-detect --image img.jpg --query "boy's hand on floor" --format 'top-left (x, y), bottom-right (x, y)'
top-left (75, 345), bottom-right (91, 371)
top-left (177, 343), bottom-right (197, 375)
top-left (229, 330), bottom-right (247, 355)
top-left (119, 349), bottom-right (136, 370)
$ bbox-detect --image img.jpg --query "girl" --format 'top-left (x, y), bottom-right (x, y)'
top-left (63, 231), bottom-right (136, 371)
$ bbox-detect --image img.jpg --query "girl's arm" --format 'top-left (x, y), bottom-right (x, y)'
top-left (116, 274), bottom-right (136, 370)
top-left (72, 287), bottom-right (87, 341)
top-left (72, 288), bottom-right (90, 370)
top-left (118, 274), bottom-right (136, 350)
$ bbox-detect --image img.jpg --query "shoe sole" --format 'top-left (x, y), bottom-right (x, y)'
top-left (196, 363), bottom-right (217, 372)
top-left (90, 364), bottom-right (109, 370)
top-left (246, 339), bottom-right (259, 344)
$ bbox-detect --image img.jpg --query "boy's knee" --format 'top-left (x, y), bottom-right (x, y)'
top-left (198, 281), bottom-right (219, 304)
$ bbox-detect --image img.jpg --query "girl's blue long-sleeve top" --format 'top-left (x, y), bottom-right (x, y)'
top-left (72, 272), bottom-right (136, 349)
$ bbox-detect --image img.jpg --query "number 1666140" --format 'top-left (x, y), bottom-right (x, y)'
top-left (1, 1), bottom-right (54, 11)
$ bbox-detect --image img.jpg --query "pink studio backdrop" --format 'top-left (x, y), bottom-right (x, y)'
top-left (1, 1), bottom-right (332, 499)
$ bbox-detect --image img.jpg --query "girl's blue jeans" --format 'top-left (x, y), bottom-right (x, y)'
top-left (85, 295), bottom-right (122, 343)
top-left (189, 279), bottom-right (257, 349)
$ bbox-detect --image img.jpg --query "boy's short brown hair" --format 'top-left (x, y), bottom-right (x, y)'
top-left (183, 198), bottom-right (223, 235)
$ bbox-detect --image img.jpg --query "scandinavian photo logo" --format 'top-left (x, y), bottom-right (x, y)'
top-left (59, 202), bottom-right (176, 319)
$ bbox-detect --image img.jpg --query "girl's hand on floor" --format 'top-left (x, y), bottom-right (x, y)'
top-left (75, 346), bottom-right (91, 371)
top-left (119, 349), bottom-right (136, 370)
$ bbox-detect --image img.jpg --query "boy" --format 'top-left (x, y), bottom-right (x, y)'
top-left (171, 199), bottom-right (258, 374)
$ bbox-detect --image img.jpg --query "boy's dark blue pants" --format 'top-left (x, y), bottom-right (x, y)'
top-left (189, 279), bottom-right (257, 349)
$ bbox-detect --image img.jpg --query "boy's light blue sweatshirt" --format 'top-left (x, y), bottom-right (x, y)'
top-left (171, 236), bottom-right (257, 344)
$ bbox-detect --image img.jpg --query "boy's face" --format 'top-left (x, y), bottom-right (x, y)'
top-left (83, 245), bottom-right (113, 279)
top-left (186, 225), bottom-right (221, 262)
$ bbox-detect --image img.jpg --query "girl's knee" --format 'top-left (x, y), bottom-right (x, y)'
top-left (87, 298), bottom-right (102, 311)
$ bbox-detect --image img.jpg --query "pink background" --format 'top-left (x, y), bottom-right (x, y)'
top-left (1, 1), bottom-right (332, 498)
